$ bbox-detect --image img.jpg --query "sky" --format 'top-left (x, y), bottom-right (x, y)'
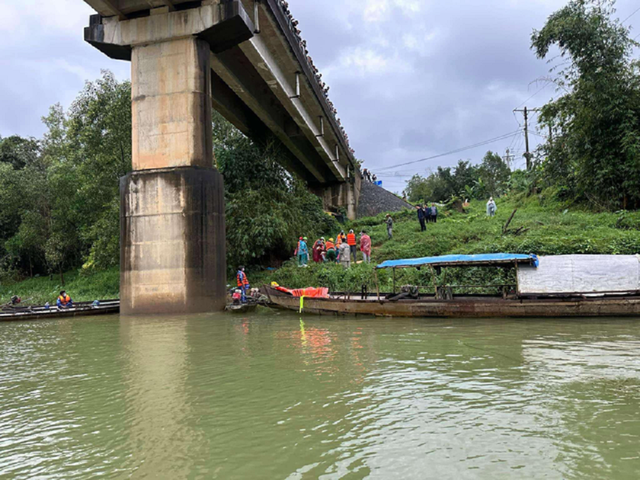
top-left (0, 0), bottom-right (638, 193)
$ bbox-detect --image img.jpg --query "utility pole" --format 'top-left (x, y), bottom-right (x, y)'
top-left (514, 106), bottom-right (531, 170)
top-left (503, 148), bottom-right (516, 170)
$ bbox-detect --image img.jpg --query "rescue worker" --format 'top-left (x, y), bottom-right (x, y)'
top-left (236, 266), bottom-right (250, 303)
top-left (360, 230), bottom-right (372, 263)
top-left (325, 238), bottom-right (337, 262)
top-left (57, 291), bottom-right (73, 309)
top-left (347, 229), bottom-right (357, 262)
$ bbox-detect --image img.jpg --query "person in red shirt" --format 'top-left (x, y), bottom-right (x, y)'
top-left (359, 230), bottom-right (372, 263)
top-left (347, 229), bottom-right (357, 262)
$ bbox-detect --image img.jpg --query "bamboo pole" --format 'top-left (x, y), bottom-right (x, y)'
top-left (374, 269), bottom-right (381, 302)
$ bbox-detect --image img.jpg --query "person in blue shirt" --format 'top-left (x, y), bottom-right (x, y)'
top-left (296, 237), bottom-right (309, 266)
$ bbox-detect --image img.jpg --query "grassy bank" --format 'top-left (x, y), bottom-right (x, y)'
top-left (4, 192), bottom-right (640, 304)
top-left (266, 192), bottom-right (640, 291)
top-left (0, 268), bottom-right (119, 306)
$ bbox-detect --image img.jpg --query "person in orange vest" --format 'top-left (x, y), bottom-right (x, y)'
top-left (57, 291), bottom-right (73, 309)
top-left (325, 238), bottom-right (337, 262)
top-left (347, 229), bottom-right (357, 262)
top-left (236, 266), bottom-right (250, 303)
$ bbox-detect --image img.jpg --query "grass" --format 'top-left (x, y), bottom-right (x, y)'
top-left (0, 268), bottom-right (119, 306)
top-left (4, 191), bottom-right (640, 303)
top-left (262, 191), bottom-right (640, 292)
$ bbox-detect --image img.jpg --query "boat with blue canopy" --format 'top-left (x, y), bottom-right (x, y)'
top-left (263, 254), bottom-right (640, 318)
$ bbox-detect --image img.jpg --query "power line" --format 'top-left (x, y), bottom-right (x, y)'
top-left (377, 130), bottom-right (522, 172)
top-left (515, 82), bottom-right (554, 110)
top-left (622, 6), bottom-right (640, 24)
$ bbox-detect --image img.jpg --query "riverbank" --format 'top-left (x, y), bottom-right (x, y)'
top-left (0, 268), bottom-right (119, 306)
top-left (4, 194), bottom-right (640, 303)
top-left (265, 193), bottom-right (640, 291)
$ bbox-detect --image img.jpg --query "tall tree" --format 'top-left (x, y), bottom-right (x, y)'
top-left (532, 0), bottom-right (640, 209)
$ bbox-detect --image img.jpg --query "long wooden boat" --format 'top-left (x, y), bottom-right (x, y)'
top-left (263, 254), bottom-right (640, 318)
top-left (0, 300), bottom-right (120, 322)
top-left (264, 288), bottom-right (640, 318)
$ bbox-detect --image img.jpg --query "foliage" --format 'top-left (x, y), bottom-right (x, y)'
top-left (531, 0), bottom-right (640, 209)
top-left (0, 268), bottom-right (119, 306)
top-left (405, 153), bottom-right (511, 203)
top-left (214, 111), bottom-right (339, 270)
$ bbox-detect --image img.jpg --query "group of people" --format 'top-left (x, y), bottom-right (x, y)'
top-left (295, 230), bottom-right (372, 268)
top-left (361, 169), bottom-right (378, 183)
top-left (415, 204), bottom-right (439, 232)
top-left (276, 0), bottom-right (355, 157)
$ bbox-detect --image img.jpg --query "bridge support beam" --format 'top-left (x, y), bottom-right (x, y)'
top-left (124, 36), bottom-right (226, 314)
top-left (84, 2), bottom-right (257, 314)
top-left (313, 172), bottom-right (361, 221)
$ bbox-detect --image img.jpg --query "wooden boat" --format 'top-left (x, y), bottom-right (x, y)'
top-left (263, 254), bottom-right (640, 318)
top-left (0, 300), bottom-right (120, 322)
top-left (225, 303), bottom-right (259, 314)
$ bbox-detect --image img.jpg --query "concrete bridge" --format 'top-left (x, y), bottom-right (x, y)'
top-left (80, 0), bottom-right (361, 314)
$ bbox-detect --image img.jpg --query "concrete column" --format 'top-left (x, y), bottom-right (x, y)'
top-left (121, 37), bottom-right (226, 314)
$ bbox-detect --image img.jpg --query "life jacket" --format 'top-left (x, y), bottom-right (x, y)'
top-left (237, 271), bottom-right (249, 287)
top-left (347, 233), bottom-right (356, 246)
top-left (58, 295), bottom-right (71, 306)
top-left (325, 241), bottom-right (335, 250)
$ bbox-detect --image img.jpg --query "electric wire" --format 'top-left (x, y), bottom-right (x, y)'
top-left (377, 130), bottom-right (522, 172)
top-left (622, 6), bottom-right (640, 25)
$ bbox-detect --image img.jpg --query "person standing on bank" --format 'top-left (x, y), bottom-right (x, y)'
top-left (339, 241), bottom-right (351, 269)
top-left (360, 230), bottom-right (371, 263)
top-left (347, 229), bottom-right (357, 262)
top-left (486, 197), bottom-right (497, 217)
top-left (236, 266), bottom-right (250, 303)
top-left (423, 204), bottom-right (431, 225)
top-left (431, 203), bottom-right (438, 223)
top-left (416, 205), bottom-right (426, 232)
top-left (385, 214), bottom-right (393, 239)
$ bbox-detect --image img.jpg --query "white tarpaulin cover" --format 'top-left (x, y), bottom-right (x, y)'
top-left (517, 255), bottom-right (640, 295)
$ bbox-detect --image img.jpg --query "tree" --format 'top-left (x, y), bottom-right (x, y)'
top-left (477, 151), bottom-right (511, 198)
top-left (532, 0), bottom-right (640, 209)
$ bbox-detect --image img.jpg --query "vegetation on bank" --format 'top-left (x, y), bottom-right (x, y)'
top-left (0, 268), bottom-right (119, 306)
top-left (263, 190), bottom-right (640, 292)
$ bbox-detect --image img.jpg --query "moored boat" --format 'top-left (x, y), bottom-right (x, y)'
top-left (0, 300), bottom-right (120, 322)
top-left (263, 254), bottom-right (640, 318)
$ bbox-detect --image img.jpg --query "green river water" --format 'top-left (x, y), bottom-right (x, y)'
top-left (1, 311), bottom-right (640, 479)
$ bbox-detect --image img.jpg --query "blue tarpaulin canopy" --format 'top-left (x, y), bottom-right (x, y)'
top-left (376, 253), bottom-right (538, 270)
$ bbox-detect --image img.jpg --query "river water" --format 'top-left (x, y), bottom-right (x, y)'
top-left (1, 311), bottom-right (640, 479)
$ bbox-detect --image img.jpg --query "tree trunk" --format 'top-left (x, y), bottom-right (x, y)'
top-left (59, 267), bottom-right (65, 286)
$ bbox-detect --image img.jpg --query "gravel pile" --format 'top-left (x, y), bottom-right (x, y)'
top-left (357, 181), bottom-right (413, 218)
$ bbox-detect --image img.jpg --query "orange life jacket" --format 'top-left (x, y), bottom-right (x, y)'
top-left (347, 233), bottom-right (356, 246)
top-left (325, 241), bottom-right (335, 250)
top-left (237, 271), bottom-right (249, 287)
top-left (58, 295), bottom-right (71, 305)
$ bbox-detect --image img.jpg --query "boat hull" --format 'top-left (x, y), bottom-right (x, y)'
top-left (0, 301), bottom-right (120, 322)
top-left (263, 288), bottom-right (640, 318)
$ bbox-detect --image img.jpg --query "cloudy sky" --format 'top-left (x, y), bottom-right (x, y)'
top-left (1, 0), bottom-right (638, 192)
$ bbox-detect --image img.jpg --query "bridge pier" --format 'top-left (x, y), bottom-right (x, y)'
top-left (121, 36), bottom-right (226, 314)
